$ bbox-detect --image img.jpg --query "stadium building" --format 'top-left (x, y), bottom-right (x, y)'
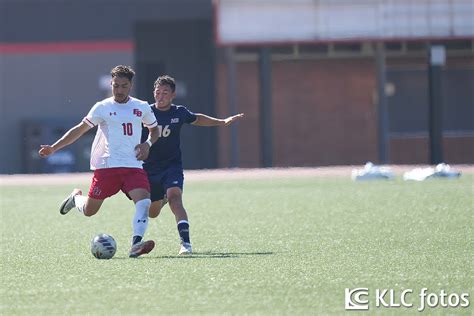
top-left (0, 0), bottom-right (473, 173)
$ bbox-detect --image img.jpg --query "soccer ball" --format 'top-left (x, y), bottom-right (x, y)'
top-left (90, 233), bottom-right (117, 259)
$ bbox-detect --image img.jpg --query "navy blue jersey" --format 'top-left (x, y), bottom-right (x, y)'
top-left (142, 104), bottom-right (196, 173)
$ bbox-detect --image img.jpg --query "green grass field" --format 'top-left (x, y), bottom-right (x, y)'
top-left (1, 174), bottom-right (472, 315)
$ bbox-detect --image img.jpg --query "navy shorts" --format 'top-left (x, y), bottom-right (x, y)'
top-left (147, 165), bottom-right (184, 202)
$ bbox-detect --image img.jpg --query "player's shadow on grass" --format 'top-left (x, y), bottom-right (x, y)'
top-left (111, 251), bottom-right (274, 260)
top-left (154, 251), bottom-right (274, 259)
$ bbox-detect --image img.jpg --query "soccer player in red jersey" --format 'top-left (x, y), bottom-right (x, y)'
top-left (39, 65), bottom-right (159, 258)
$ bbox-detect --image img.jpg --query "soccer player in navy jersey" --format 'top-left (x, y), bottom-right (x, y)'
top-left (142, 75), bottom-right (244, 255)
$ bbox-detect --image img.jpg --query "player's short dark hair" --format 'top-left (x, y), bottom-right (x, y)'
top-left (111, 65), bottom-right (135, 81)
top-left (154, 75), bottom-right (176, 92)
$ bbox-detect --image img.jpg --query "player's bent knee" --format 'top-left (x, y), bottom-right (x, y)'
top-left (149, 202), bottom-right (162, 218)
top-left (166, 187), bottom-right (182, 199)
top-left (168, 195), bottom-right (183, 208)
top-left (167, 191), bottom-right (182, 202)
top-left (83, 198), bottom-right (103, 217)
top-left (83, 208), bottom-right (99, 217)
top-left (128, 188), bottom-right (151, 203)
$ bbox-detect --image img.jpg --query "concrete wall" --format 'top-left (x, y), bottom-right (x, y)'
top-left (1, 0), bottom-right (472, 172)
top-left (215, 54), bottom-right (474, 168)
top-left (1, 0), bottom-right (211, 42)
top-left (216, 58), bottom-right (378, 168)
top-left (0, 52), bottom-right (133, 173)
top-left (0, 0), bottom-right (213, 174)
top-left (391, 136), bottom-right (474, 164)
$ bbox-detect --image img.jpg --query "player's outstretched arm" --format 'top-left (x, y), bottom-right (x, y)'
top-left (222, 113), bottom-right (245, 126)
top-left (192, 113), bottom-right (244, 127)
top-left (38, 122), bottom-right (91, 158)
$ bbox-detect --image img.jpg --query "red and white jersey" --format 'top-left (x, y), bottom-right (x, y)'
top-left (83, 97), bottom-right (157, 170)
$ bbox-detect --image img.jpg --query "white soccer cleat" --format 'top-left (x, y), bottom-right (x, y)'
top-left (179, 242), bottom-right (192, 255)
top-left (129, 240), bottom-right (155, 258)
top-left (59, 189), bottom-right (82, 215)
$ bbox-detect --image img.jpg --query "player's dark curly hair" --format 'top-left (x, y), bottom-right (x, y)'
top-left (154, 75), bottom-right (176, 92)
top-left (111, 65), bottom-right (135, 81)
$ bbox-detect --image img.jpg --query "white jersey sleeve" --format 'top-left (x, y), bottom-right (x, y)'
top-left (83, 102), bottom-right (104, 127)
top-left (142, 105), bottom-right (157, 128)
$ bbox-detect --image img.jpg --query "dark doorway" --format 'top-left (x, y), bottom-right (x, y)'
top-left (136, 62), bottom-right (165, 105)
top-left (134, 19), bottom-right (216, 169)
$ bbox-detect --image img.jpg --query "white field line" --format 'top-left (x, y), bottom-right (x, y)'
top-left (0, 165), bottom-right (472, 186)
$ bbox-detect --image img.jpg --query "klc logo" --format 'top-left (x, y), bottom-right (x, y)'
top-left (345, 288), bottom-right (369, 310)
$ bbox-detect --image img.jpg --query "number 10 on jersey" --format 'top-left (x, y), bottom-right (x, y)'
top-left (122, 123), bottom-right (133, 136)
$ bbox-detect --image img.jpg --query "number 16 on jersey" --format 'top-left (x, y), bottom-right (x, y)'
top-left (158, 125), bottom-right (171, 137)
